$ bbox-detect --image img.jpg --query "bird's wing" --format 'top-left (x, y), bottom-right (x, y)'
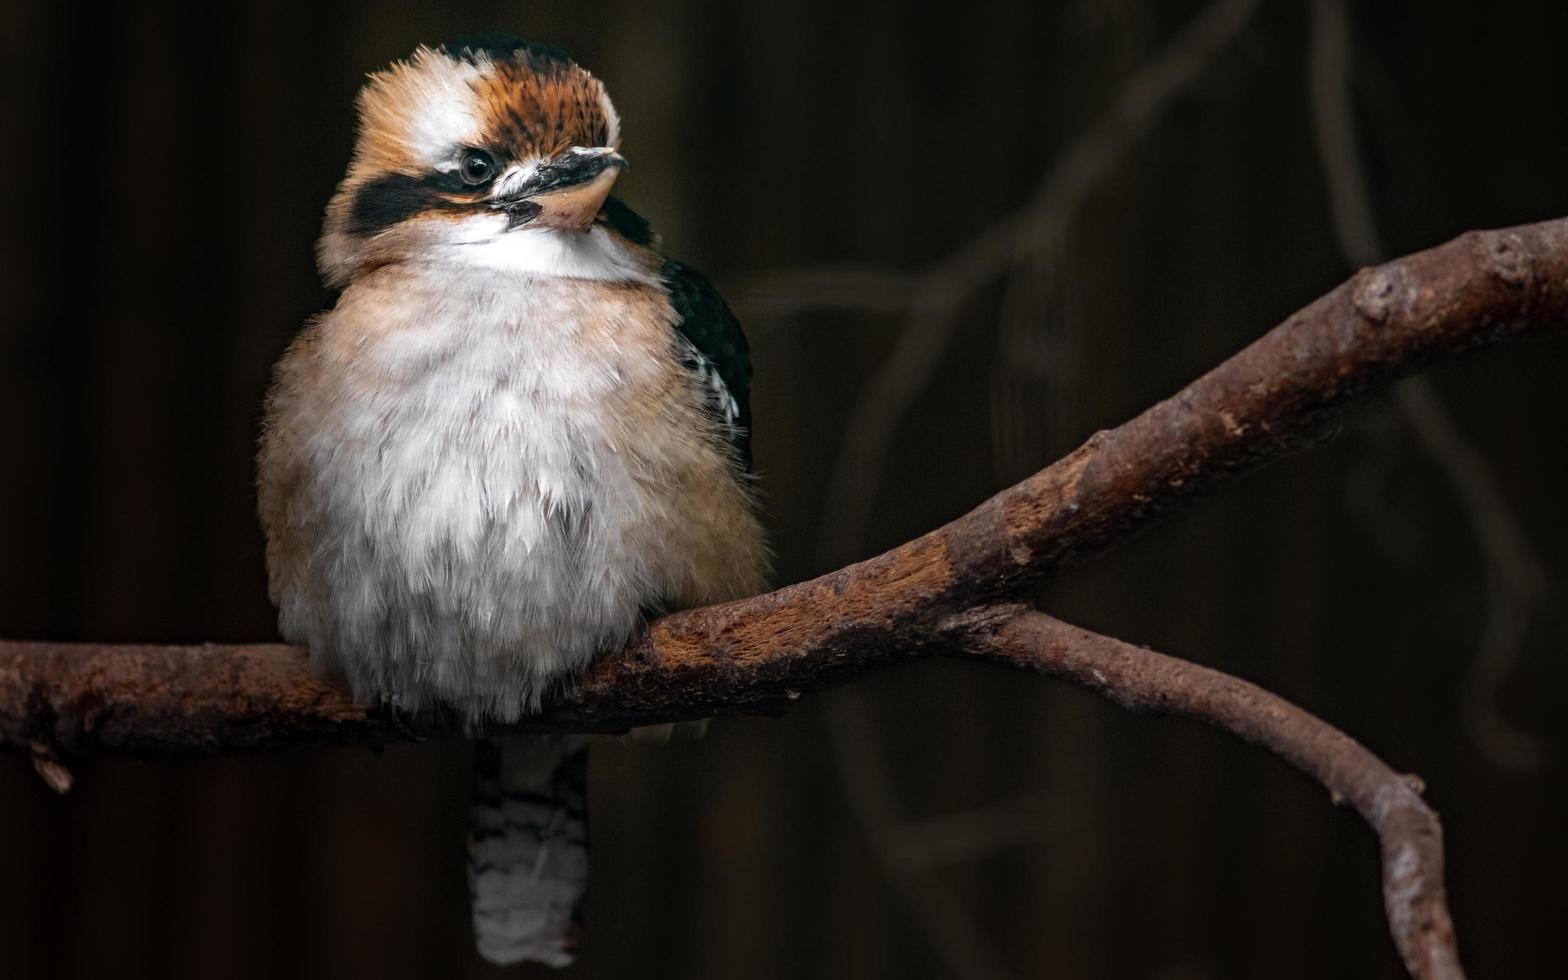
top-left (661, 259), bottom-right (754, 470)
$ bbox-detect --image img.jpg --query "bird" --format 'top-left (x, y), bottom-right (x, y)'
top-left (256, 34), bottom-right (769, 968)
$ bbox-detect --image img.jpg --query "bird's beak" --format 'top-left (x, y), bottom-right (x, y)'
top-left (499, 149), bottom-right (627, 233)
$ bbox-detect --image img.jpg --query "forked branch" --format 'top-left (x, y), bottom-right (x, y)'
top-left (4, 216), bottom-right (1567, 980)
top-left (7, 216), bottom-right (1565, 746)
top-left (960, 609), bottom-right (1462, 980)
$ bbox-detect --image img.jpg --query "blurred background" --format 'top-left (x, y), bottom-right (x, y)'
top-left (2, 1), bottom-right (1566, 978)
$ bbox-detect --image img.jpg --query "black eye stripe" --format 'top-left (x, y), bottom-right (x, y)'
top-left (346, 172), bottom-right (476, 237)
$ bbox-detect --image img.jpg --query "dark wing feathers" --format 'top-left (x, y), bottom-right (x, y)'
top-left (661, 260), bottom-right (753, 470)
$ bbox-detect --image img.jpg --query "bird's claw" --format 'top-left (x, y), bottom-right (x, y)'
top-left (377, 695), bottom-right (427, 742)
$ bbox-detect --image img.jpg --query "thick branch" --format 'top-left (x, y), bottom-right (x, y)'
top-left (2, 216), bottom-right (1567, 754)
top-left (958, 609), bottom-right (1462, 980)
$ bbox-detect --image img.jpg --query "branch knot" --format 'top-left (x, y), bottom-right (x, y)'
top-left (1477, 230), bottom-right (1531, 288)
top-left (1353, 265), bottom-right (1409, 323)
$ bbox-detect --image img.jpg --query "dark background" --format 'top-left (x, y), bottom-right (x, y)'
top-left (2, 1), bottom-right (1566, 978)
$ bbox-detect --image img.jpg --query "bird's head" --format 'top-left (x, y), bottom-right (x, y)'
top-left (319, 35), bottom-right (636, 286)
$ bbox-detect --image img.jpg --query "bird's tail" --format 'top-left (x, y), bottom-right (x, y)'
top-left (468, 735), bottom-right (591, 968)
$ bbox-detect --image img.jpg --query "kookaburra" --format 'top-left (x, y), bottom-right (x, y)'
top-left (257, 34), bottom-right (769, 967)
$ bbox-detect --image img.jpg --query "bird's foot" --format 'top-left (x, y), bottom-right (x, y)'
top-left (376, 694), bottom-right (428, 742)
top-left (631, 607), bottom-right (662, 667)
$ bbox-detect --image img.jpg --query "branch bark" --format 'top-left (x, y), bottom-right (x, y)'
top-left (5, 216), bottom-right (1565, 751)
top-left (958, 609), bottom-right (1462, 980)
top-left (5, 216), bottom-right (1564, 980)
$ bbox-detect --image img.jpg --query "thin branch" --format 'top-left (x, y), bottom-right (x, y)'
top-left (729, 266), bottom-right (917, 323)
top-left (805, 10), bottom-right (1263, 961)
top-left (1308, 0), bottom-right (1387, 266)
top-left (1398, 380), bottom-right (1550, 768)
top-left (728, 0), bottom-right (1267, 561)
top-left (4, 215), bottom-right (1566, 753)
top-left (958, 609), bottom-right (1463, 980)
top-left (824, 0), bottom-right (1264, 559)
top-left (884, 793), bottom-right (1048, 871)
top-left (1307, 0), bottom-right (1552, 768)
top-left (825, 691), bottom-right (1020, 980)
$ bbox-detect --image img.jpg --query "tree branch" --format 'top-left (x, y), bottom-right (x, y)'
top-left (810, 0), bottom-right (1263, 558)
top-left (825, 688), bottom-right (1022, 980)
top-left (6, 217), bottom-right (1565, 980)
top-left (3, 216), bottom-right (1567, 755)
top-left (957, 609), bottom-right (1462, 980)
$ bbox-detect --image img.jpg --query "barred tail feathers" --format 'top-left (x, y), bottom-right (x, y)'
top-left (468, 735), bottom-right (590, 967)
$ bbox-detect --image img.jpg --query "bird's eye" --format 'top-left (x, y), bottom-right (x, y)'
top-left (458, 149), bottom-right (497, 186)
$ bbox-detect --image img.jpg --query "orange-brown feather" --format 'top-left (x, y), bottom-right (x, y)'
top-left (473, 59), bottom-right (614, 160)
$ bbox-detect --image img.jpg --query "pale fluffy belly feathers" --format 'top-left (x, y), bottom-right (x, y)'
top-left (259, 268), bottom-right (766, 722)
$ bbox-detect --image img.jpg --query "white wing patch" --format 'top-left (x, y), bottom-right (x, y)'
top-left (676, 335), bottom-right (740, 426)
